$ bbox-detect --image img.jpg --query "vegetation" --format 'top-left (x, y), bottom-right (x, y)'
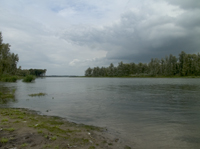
top-left (0, 31), bottom-right (47, 81)
top-left (0, 75), bottom-right (18, 82)
top-left (17, 68), bottom-right (46, 77)
top-left (0, 137), bottom-right (9, 144)
top-left (22, 75), bottom-right (36, 82)
top-left (0, 32), bottom-right (19, 76)
top-left (85, 51), bottom-right (200, 77)
top-left (28, 92), bottom-right (46, 97)
top-left (4, 127), bottom-right (15, 132)
top-left (21, 143), bottom-right (28, 147)
top-left (0, 108), bottom-right (126, 149)
top-left (29, 69), bottom-right (46, 77)
top-left (0, 88), bottom-right (16, 104)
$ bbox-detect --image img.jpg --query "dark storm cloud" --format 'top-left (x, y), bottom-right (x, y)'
top-left (62, 0), bottom-right (200, 64)
top-left (167, 0), bottom-right (200, 10)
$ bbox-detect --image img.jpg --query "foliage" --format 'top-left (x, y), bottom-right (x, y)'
top-left (0, 75), bottom-right (18, 82)
top-left (0, 32), bottom-right (47, 78)
top-left (22, 75), bottom-right (36, 82)
top-left (29, 69), bottom-right (46, 77)
top-left (85, 51), bottom-right (200, 77)
top-left (17, 68), bottom-right (46, 77)
top-left (16, 67), bottom-right (30, 76)
top-left (0, 32), bottom-right (19, 75)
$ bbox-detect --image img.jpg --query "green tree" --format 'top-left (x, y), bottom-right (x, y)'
top-left (148, 58), bottom-right (160, 76)
top-left (107, 63), bottom-right (115, 76)
top-left (179, 51), bottom-right (186, 76)
top-left (0, 32), bottom-right (19, 75)
top-left (29, 69), bottom-right (46, 77)
top-left (85, 67), bottom-right (93, 77)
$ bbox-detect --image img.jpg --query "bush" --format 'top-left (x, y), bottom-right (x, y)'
top-left (2, 76), bottom-right (17, 82)
top-left (0, 75), bottom-right (18, 82)
top-left (22, 75), bottom-right (36, 82)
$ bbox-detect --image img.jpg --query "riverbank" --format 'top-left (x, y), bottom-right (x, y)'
top-left (0, 108), bottom-right (131, 149)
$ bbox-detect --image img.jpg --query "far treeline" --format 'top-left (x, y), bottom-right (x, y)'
top-left (0, 31), bottom-right (46, 81)
top-left (85, 51), bottom-right (200, 77)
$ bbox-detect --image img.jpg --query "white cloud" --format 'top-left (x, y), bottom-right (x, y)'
top-left (58, 8), bottom-right (76, 17)
top-left (69, 59), bottom-right (80, 66)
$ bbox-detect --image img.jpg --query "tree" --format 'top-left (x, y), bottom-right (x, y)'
top-left (179, 51), bottom-right (186, 76)
top-left (85, 67), bottom-right (93, 77)
top-left (29, 69), bottom-right (47, 77)
top-left (148, 58), bottom-right (160, 76)
top-left (0, 32), bottom-right (19, 75)
top-left (107, 63), bottom-right (115, 76)
top-left (117, 61), bottom-right (124, 76)
top-left (84, 51), bottom-right (200, 77)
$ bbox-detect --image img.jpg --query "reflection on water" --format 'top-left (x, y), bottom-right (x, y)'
top-left (1, 78), bottom-right (200, 148)
top-left (0, 83), bottom-right (17, 104)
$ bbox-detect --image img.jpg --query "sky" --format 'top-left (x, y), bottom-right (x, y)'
top-left (0, 0), bottom-right (200, 75)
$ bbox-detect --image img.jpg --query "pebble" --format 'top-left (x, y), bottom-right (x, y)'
top-left (89, 140), bottom-right (93, 144)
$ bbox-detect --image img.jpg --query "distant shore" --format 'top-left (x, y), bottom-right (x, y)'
top-left (78, 75), bottom-right (200, 78)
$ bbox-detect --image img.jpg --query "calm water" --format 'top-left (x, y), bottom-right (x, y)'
top-left (1, 77), bottom-right (200, 148)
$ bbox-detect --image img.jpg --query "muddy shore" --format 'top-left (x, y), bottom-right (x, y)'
top-left (0, 108), bottom-right (132, 149)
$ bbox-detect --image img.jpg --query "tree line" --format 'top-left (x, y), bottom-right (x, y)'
top-left (0, 31), bottom-right (46, 78)
top-left (85, 51), bottom-right (200, 77)
top-left (18, 68), bottom-right (46, 77)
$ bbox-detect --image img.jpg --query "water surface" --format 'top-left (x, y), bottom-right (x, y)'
top-left (1, 77), bottom-right (200, 148)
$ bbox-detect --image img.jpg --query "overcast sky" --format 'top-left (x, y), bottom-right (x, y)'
top-left (0, 0), bottom-right (200, 75)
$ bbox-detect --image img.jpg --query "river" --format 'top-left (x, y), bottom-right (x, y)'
top-left (1, 77), bottom-right (200, 148)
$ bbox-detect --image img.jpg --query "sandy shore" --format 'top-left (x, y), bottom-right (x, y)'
top-left (0, 108), bottom-right (132, 149)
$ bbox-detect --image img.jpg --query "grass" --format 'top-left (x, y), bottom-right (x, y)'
top-left (22, 75), bottom-right (36, 82)
top-left (4, 128), bottom-right (15, 132)
top-left (1, 118), bottom-right (8, 122)
top-left (0, 108), bottom-right (123, 148)
top-left (38, 130), bottom-right (43, 134)
top-left (28, 92), bottom-right (46, 97)
top-left (50, 136), bottom-right (57, 141)
top-left (0, 76), bottom-right (18, 82)
top-left (0, 137), bottom-right (9, 143)
top-left (21, 143), bottom-right (28, 147)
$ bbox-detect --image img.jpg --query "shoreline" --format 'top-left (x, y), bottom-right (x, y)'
top-left (0, 107), bottom-right (132, 149)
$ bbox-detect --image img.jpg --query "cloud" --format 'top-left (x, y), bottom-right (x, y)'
top-left (61, 0), bottom-right (200, 64)
top-left (69, 59), bottom-right (80, 66)
top-left (167, 0), bottom-right (200, 10)
top-left (0, 0), bottom-right (199, 75)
